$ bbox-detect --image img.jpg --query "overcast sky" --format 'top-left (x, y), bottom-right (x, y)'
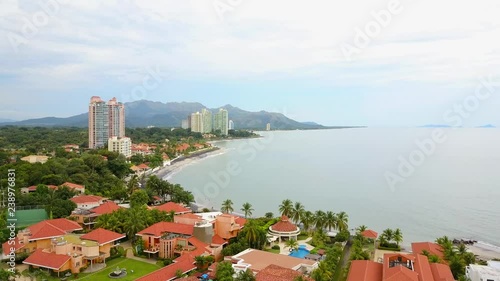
top-left (1, 0), bottom-right (499, 126)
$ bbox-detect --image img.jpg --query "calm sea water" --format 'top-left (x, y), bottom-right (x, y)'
top-left (167, 129), bottom-right (500, 249)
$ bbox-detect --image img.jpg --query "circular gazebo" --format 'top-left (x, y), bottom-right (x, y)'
top-left (268, 216), bottom-right (301, 243)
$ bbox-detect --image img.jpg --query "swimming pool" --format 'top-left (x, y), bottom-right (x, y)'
top-left (288, 245), bottom-right (310, 259)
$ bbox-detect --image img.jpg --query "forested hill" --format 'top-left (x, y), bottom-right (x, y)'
top-left (0, 100), bottom-right (327, 130)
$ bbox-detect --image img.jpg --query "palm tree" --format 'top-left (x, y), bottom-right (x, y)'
top-left (285, 238), bottom-right (299, 252)
top-left (324, 211), bottom-right (337, 232)
top-left (244, 221), bottom-right (266, 249)
top-left (123, 208), bottom-right (148, 241)
top-left (336, 211), bottom-right (349, 232)
top-left (300, 211), bottom-right (314, 234)
top-left (127, 175), bottom-right (140, 195)
top-left (357, 225), bottom-right (368, 234)
top-left (381, 229), bottom-right (394, 243)
top-left (291, 202), bottom-right (305, 224)
top-left (241, 202), bottom-right (254, 218)
top-left (314, 210), bottom-right (326, 230)
top-left (279, 199), bottom-right (293, 217)
top-left (221, 199), bottom-right (234, 214)
top-left (393, 228), bottom-right (403, 246)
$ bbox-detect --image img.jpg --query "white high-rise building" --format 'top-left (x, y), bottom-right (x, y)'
top-left (108, 136), bottom-right (132, 158)
top-left (191, 112), bottom-right (203, 133)
top-left (214, 108), bottom-right (229, 135)
top-left (201, 108), bottom-right (213, 133)
top-left (89, 96), bottom-right (125, 149)
top-left (229, 120), bottom-right (234, 130)
top-left (266, 123), bottom-right (271, 131)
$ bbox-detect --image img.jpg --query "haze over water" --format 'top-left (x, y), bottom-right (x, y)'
top-left (167, 129), bottom-right (500, 249)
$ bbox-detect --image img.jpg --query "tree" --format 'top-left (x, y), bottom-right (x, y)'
top-left (235, 269), bottom-right (255, 281)
top-left (300, 211), bottom-right (314, 234)
top-left (242, 220), bottom-right (267, 250)
top-left (357, 225), bottom-right (368, 234)
top-left (324, 211), bottom-right (337, 232)
top-left (216, 262), bottom-right (235, 281)
top-left (123, 207), bottom-right (148, 241)
top-left (314, 210), bottom-right (326, 230)
top-left (336, 211), bottom-right (349, 232)
top-left (130, 190), bottom-right (150, 208)
top-left (51, 199), bottom-right (77, 219)
top-left (393, 228), bottom-right (403, 246)
top-left (381, 229), bottom-right (394, 243)
top-left (285, 238), bottom-right (299, 252)
top-left (241, 202), bottom-right (254, 218)
top-left (291, 202), bottom-right (305, 224)
top-left (264, 212), bottom-right (274, 219)
top-left (221, 199), bottom-right (234, 214)
top-left (279, 199), bottom-right (293, 217)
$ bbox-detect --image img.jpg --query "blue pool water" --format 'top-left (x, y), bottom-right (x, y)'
top-left (288, 245), bottom-right (310, 259)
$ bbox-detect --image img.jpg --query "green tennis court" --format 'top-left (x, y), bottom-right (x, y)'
top-left (14, 209), bottom-right (48, 228)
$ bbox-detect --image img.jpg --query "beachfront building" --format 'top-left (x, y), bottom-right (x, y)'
top-left (346, 242), bottom-right (455, 281)
top-left (153, 202), bottom-right (192, 215)
top-left (229, 120), bottom-right (234, 130)
top-left (22, 228), bottom-right (125, 276)
top-left (214, 108), bottom-right (229, 135)
top-left (268, 216), bottom-right (301, 243)
top-left (228, 249), bottom-right (318, 276)
top-left (191, 112), bottom-right (203, 133)
top-left (214, 214), bottom-right (246, 240)
top-left (201, 108), bottom-right (213, 133)
top-left (466, 261), bottom-right (500, 281)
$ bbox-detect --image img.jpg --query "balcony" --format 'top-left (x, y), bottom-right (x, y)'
top-left (144, 247), bottom-right (159, 254)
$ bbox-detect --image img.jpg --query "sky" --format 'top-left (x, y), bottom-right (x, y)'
top-left (1, 0), bottom-right (500, 126)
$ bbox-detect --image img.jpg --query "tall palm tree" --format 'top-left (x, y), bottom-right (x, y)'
top-left (336, 211), bottom-right (349, 232)
top-left (393, 228), bottom-right (403, 246)
top-left (324, 211), bottom-right (337, 232)
top-left (314, 210), bottom-right (326, 230)
top-left (123, 208), bottom-right (148, 241)
top-left (279, 199), bottom-right (293, 217)
top-left (291, 202), bottom-right (305, 224)
top-left (300, 211), bottom-right (314, 234)
top-left (241, 202), bottom-right (254, 218)
top-left (221, 199), bottom-right (234, 214)
top-left (127, 174), bottom-right (140, 195)
top-left (244, 221), bottom-right (266, 249)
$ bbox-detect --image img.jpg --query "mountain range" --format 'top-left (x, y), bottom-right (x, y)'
top-left (0, 100), bottom-right (330, 130)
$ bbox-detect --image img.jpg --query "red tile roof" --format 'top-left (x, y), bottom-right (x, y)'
top-left (2, 238), bottom-right (25, 256)
top-left (270, 216), bottom-right (299, 233)
top-left (412, 242), bottom-right (445, 260)
top-left (137, 222), bottom-right (194, 237)
top-left (383, 265), bottom-right (418, 281)
top-left (27, 218), bottom-right (82, 241)
top-left (137, 163), bottom-right (150, 169)
top-left (256, 264), bottom-right (313, 281)
top-left (27, 185), bottom-right (58, 192)
top-left (136, 258), bottom-right (196, 281)
top-left (346, 260), bottom-right (383, 281)
top-left (413, 253), bottom-right (436, 281)
top-left (361, 229), bottom-right (379, 239)
top-left (155, 202), bottom-right (192, 214)
top-left (81, 228), bottom-right (125, 245)
top-left (70, 195), bottom-right (104, 204)
top-left (235, 217), bottom-right (247, 227)
top-left (430, 263), bottom-right (455, 281)
top-left (23, 249), bottom-right (71, 270)
top-left (212, 234), bottom-right (227, 245)
top-left (91, 201), bottom-right (122, 215)
top-left (62, 182), bottom-right (85, 190)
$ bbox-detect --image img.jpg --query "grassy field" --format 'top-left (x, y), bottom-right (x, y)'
top-left (26, 258), bottom-right (161, 281)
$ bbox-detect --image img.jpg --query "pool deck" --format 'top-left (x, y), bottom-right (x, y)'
top-left (278, 237), bottom-right (314, 255)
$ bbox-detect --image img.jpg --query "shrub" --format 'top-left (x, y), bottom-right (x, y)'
top-left (272, 245), bottom-right (280, 250)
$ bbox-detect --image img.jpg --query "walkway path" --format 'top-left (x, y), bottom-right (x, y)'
top-left (122, 241), bottom-right (158, 265)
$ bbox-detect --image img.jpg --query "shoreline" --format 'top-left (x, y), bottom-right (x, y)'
top-left (153, 147), bottom-right (224, 180)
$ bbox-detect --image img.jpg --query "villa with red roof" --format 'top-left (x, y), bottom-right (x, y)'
top-left (2, 218), bottom-right (82, 258)
top-left (70, 195), bottom-right (107, 209)
top-left (154, 202), bottom-right (192, 215)
top-left (70, 201), bottom-right (123, 229)
top-left (346, 242), bottom-right (455, 281)
top-left (61, 182), bottom-right (85, 194)
top-left (22, 228), bottom-right (125, 276)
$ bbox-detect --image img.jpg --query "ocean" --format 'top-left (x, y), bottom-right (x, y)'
top-left (166, 128), bottom-right (500, 249)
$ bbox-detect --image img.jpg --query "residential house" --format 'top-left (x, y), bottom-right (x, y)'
top-left (21, 155), bottom-right (49, 164)
top-left (70, 195), bottom-right (106, 209)
top-left (154, 202), bottom-right (192, 215)
top-left (214, 214), bottom-right (246, 240)
top-left (71, 201), bottom-right (122, 228)
top-left (466, 261), bottom-right (500, 281)
top-left (2, 218), bottom-right (83, 258)
top-left (22, 228), bottom-right (125, 276)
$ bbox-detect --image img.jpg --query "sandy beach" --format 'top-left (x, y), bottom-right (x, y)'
top-left (468, 244), bottom-right (500, 261)
top-left (153, 147), bottom-right (224, 180)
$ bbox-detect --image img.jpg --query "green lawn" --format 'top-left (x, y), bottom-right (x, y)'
top-left (27, 258), bottom-right (160, 281)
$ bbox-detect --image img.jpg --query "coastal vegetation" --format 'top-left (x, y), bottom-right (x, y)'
top-left (378, 228), bottom-right (403, 251)
top-left (434, 236), bottom-right (477, 280)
